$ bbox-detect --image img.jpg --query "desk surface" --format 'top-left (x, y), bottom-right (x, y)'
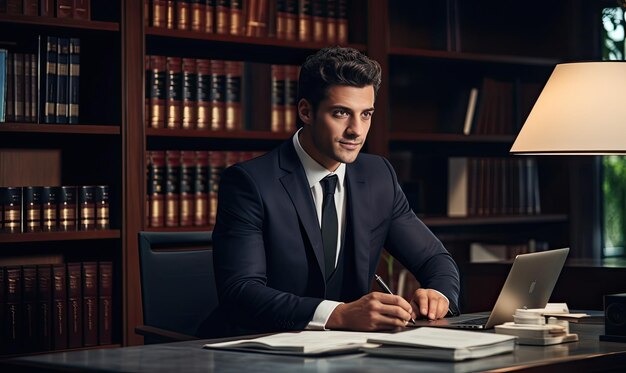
top-left (3, 324), bottom-right (626, 373)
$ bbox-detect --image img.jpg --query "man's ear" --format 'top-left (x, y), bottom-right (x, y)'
top-left (298, 99), bottom-right (313, 125)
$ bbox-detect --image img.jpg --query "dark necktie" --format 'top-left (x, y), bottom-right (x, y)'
top-left (321, 174), bottom-right (338, 281)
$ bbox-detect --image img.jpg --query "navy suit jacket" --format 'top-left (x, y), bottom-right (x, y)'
top-left (198, 139), bottom-right (460, 337)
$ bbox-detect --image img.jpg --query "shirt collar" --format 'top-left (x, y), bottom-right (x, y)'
top-left (293, 128), bottom-right (346, 190)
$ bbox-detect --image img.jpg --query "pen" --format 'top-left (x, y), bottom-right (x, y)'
top-left (374, 274), bottom-right (416, 325)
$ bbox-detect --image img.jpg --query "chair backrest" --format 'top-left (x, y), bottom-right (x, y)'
top-left (138, 231), bottom-right (217, 342)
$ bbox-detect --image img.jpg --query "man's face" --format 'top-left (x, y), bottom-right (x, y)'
top-left (299, 85), bottom-right (375, 171)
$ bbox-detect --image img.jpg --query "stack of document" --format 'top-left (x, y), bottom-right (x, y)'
top-left (495, 321), bottom-right (579, 345)
top-left (363, 327), bottom-right (516, 362)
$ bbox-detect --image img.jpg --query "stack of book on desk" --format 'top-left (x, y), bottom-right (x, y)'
top-left (494, 308), bottom-right (580, 345)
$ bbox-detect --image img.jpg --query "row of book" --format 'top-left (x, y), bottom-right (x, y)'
top-left (447, 157), bottom-right (541, 217)
top-left (146, 150), bottom-right (263, 228)
top-left (0, 0), bottom-right (90, 19)
top-left (0, 185), bottom-right (109, 233)
top-left (443, 78), bottom-right (543, 136)
top-left (146, 0), bottom-right (349, 44)
top-left (0, 261), bottom-right (113, 354)
top-left (146, 56), bottom-right (299, 133)
top-left (0, 37), bottom-right (80, 124)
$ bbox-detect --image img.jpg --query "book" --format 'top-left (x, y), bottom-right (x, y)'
top-left (24, 0), bottom-right (38, 15)
top-left (82, 262), bottom-right (98, 347)
top-left (40, 0), bottom-right (54, 16)
top-left (36, 264), bottom-right (53, 351)
top-left (94, 185), bottom-right (110, 230)
top-left (147, 151), bottom-right (165, 228)
top-left (67, 262), bottom-right (83, 348)
top-left (52, 263), bottom-right (67, 350)
top-left (41, 186), bottom-right (58, 231)
top-left (337, 0), bottom-right (348, 44)
top-left (311, 0), bottom-right (325, 43)
top-left (166, 0), bottom-right (174, 29)
top-left (244, 0), bottom-right (269, 37)
top-left (5, 266), bottom-right (23, 353)
top-left (68, 38), bottom-right (80, 124)
top-left (56, 37), bottom-right (69, 124)
top-left (152, 0), bottom-right (166, 27)
top-left (165, 150), bottom-right (181, 227)
top-left (224, 60), bottom-right (242, 131)
top-left (463, 87), bottom-right (479, 135)
top-left (270, 64), bottom-right (285, 132)
top-left (73, 0), bottom-right (90, 20)
top-left (447, 157), bottom-right (468, 217)
top-left (298, 0), bottom-right (312, 42)
top-left (78, 185), bottom-right (95, 230)
top-left (6, 51), bottom-right (14, 122)
top-left (283, 64), bottom-right (298, 133)
top-left (98, 261), bottom-right (113, 345)
top-left (148, 55), bottom-right (166, 129)
top-left (176, 0), bottom-right (191, 30)
top-left (230, 0), bottom-right (243, 35)
top-left (204, 330), bottom-right (382, 356)
top-left (0, 49), bottom-right (6, 122)
top-left (41, 36), bottom-right (58, 124)
top-left (24, 186), bottom-right (42, 232)
top-left (364, 327), bottom-right (516, 362)
top-left (194, 150), bottom-right (209, 226)
top-left (196, 58), bottom-right (211, 130)
top-left (215, 0), bottom-right (229, 34)
top-left (165, 56), bottom-right (182, 129)
top-left (14, 53), bottom-right (24, 122)
top-left (190, 0), bottom-right (205, 32)
top-left (210, 59), bottom-right (225, 130)
top-left (179, 151), bottom-right (195, 227)
top-left (58, 186), bottom-right (77, 231)
top-left (2, 187), bottom-right (22, 233)
top-left (181, 57), bottom-right (197, 129)
top-left (205, 0), bottom-right (215, 33)
top-left (56, 0), bottom-right (72, 18)
top-left (22, 265), bottom-right (37, 352)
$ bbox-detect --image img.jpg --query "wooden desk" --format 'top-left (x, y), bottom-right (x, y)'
top-left (2, 323), bottom-right (626, 372)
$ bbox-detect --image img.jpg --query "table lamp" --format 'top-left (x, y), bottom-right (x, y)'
top-left (510, 62), bottom-right (626, 155)
top-left (510, 61), bottom-right (626, 343)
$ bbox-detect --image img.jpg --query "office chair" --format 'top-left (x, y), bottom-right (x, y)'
top-left (136, 231), bottom-right (218, 344)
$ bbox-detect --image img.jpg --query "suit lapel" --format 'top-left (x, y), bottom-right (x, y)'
top-left (345, 164), bottom-right (371, 295)
top-left (278, 141), bottom-right (326, 278)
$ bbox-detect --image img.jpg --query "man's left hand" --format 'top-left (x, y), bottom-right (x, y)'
top-left (410, 288), bottom-right (449, 320)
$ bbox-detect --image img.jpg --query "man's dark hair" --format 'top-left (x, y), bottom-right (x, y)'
top-left (297, 47), bottom-right (382, 115)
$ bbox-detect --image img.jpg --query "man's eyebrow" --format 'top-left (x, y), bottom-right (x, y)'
top-left (329, 105), bottom-right (375, 112)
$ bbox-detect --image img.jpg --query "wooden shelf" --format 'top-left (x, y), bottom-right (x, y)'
top-left (146, 27), bottom-right (366, 51)
top-left (0, 230), bottom-right (121, 243)
top-left (389, 47), bottom-right (560, 66)
top-left (146, 128), bottom-right (292, 140)
top-left (389, 132), bottom-right (515, 143)
top-left (144, 226), bottom-right (214, 232)
top-left (0, 123), bottom-right (121, 135)
top-left (421, 214), bottom-right (568, 227)
top-left (0, 14), bottom-right (119, 31)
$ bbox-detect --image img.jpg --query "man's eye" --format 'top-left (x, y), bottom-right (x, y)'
top-left (333, 110), bottom-right (349, 118)
top-left (362, 111), bottom-right (373, 119)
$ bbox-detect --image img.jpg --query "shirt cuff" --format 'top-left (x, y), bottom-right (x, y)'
top-left (305, 300), bottom-right (343, 330)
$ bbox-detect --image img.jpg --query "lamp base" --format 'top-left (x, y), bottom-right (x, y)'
top-left (599, 334), bottom-right (626, 343)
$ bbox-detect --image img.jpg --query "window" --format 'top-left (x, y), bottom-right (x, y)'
top-left (601, 6), bottom-right (626, 257)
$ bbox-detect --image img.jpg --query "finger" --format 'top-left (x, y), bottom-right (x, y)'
top-left (427, 296), bottom-right (438, 320)
top-left (415, 290), bottom-right (429, 317)
top-left (436, 297), bottom-right (449, 319)
top-left (373, 292), bottom-right (413, 313)
top-left (376, 303), bottom-right (413, 322)
top-left (373, 311), bottom-right (412, 329)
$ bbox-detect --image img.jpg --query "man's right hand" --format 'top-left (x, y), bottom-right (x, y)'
top-left (325, 292), bottom-right (413, 331)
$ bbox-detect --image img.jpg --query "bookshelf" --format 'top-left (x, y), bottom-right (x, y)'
top-left (0, 1), bottom-right (122, 355)
top-left (1, 0), bottom-right (600, 350)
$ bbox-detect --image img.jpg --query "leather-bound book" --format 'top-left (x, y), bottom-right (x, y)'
top-left (40, 36), bottom-right (58, 124)
top-left (147, 151), bottom-right (166, 227)
top-left (55, 37), bottom-right (69, 124)
top-left (230, 0), bottom-right (243, 35)
top-left (271, 64), bottom-right (285, 133)
top-left (78, 185), bottom-right (95, 231)
top-left (56, 0), bottom-right (72, 17)
top-left (166, 0), bottom-right (174, 28)
top-left (208, 151), bottom-right (225, 226)
top-left (337, 0), bottom-right (348, 45)
top-left (326, 0), bottom-right (338, 44)
top-left (149, 55), bottom-right (167, 129)
top-left (224, 60), bottom-right (242, 131)
top-left (210, 59), bottom-right (225, 130)
top-left (14, 53), bottom-right (25, 122)
top-left (298, 0), bottom-right (311, 42)
top-left (73, 0), bottom-right (89, 20)
top-left (176, 0), bottom-right (190, 30)
top-left (190, 0), bottom-right (205, 31)
top-left (215, 0), bottom-right (230, 34)
top-left (311, 0), bottom-right (325, 43)
top-left (67, 262), bottom-right (83, 348)
top-left (205, 0), bottom-right (215, 33)
top-left (29, 53), bottom-right (37, 122)
top-left (194, 151), bottom-right (209, 226)
top-left (24, 53), bottom-right (32, 122)
top-left (182, 57), bottom-right (197, 129)
top-left (37, 264), bottom-right (53, 351)
top-left (5, 266), bottom-right (23, 353)
top-left (165, 150), bottom-right (181, 227)
top-left (52, 263), bottom-right (67, 350)
top-left (68, 38), bottom-right (80, 124)
top-left (58, 186), bottom-right (76, 231)
top-left (166, 56), bottom-right (182, 129)
top-left (23, 0), bottom-right (38, 15)
top-left (244, 0), bottom-right (268, 37)
top-left (2, 187), bottom-right (22, 233)
top-left (95, 185), bottom-right (110, 230)
top-left (81, 262), bottom-right (98, 347)
top-left (179, 151), bottom-right (195, 227)
top-left (24, 186), bottom-right (42, 232)
top-left (152, 0), bottom-right (166, 27)
top-left (284, 0), bottom-right (298, 40)
top-left (98, 261), bottom-right (113, 345)
top-left (22, 265), bottom-right (37, 352)
top-left (40, 0), bottom-right (54, 16)
top-left (196, 58), bottom-right (211, 130)
top-left (41, 186), bottom-right (58, 232)
top-left (283, 64), bottom-right (298, 133)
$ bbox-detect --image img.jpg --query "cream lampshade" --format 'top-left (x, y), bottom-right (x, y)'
top-left (510, 62), bottom-right (626, 155)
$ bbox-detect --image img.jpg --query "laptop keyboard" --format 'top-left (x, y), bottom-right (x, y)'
top-left (455, 316), bottom-right (490, 326)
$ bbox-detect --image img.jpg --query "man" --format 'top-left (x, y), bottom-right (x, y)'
top-left (198, 47), bottom-right (460, 338)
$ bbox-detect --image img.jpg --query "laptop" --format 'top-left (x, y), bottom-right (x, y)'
top-left (411, 247), bottom-right (569, 330)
